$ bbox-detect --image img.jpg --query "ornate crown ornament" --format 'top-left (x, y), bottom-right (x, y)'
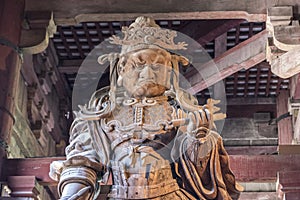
top-left (109, 16), bottom-right (188, 54)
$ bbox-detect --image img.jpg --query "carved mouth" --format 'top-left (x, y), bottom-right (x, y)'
top-left (137, 80), bottom-right (156, 85)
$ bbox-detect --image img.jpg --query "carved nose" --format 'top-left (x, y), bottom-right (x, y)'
top-left (140, 65), bottom-right (155, 80)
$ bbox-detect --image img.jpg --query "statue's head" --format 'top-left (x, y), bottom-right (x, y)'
top-left (117, 48), bottom-right (172, 98)
top-left (98, 16), bottom-right (189, 99)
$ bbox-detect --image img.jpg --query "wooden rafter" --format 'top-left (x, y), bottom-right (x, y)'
top-left (186, 30), bottom-right (268, 94)
top-left (179, 20), bottom-right (243, 46)
top-left (255, 66), bottom-right (261, 97)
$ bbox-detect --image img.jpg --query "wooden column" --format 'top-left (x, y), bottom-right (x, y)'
top-left (277, 171), bottom-right (300, 200)
top-left (0, 0), bottom-right (25, 175)
top-left (289, 74), bottom-right (300, 143)
top-left (277, 90), bottom-right (293, 145)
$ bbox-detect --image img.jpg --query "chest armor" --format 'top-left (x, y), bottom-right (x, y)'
top-left (101, 98), bottom-right (181, 199)
top-left (102, 97), bottom-right (176, 149)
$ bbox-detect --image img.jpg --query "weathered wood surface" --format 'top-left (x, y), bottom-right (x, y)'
top-left (277, 90), bottom-right (293, 144)
top-left (0, 0), bottom-right (25, 176)
top-left (3, 154), bottom-right (300, 185)
top-left (25, 0), bottom-right (300, 24)
top-left (186, 30), bottom-right (267, 94)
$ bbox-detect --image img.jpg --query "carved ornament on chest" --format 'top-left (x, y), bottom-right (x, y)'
top-left (101, 97), bottom-right (176, 142)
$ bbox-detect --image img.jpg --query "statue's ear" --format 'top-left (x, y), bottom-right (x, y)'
top-left (171, 55), bottom-right (189, 66)
top-left (117, 56), bottom-right (127, 75)
top-left (117, 75), bottom-right (123, 86)
top-left (116, 56), bottom-right (127, 86)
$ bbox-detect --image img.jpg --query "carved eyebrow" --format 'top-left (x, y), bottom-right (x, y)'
top-left (133, 55), bottom-right (146, 65)
top-left (152, 55), bottom-right (166, 64)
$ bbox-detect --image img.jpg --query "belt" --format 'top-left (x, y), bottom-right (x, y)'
top-left (108, 179), bottom-right (180, 199)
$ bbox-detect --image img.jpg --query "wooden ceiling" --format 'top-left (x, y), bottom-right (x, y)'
top-left (51, 19), bottom-right (289, 98)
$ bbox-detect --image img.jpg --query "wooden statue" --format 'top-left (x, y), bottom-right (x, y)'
top-left (50, 16), bottom-right (243, 200)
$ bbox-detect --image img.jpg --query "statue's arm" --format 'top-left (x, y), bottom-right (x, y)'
top-left (58, 167), bottom-right (97, 200)
top-left (50, 118), bottom-right (103, 199)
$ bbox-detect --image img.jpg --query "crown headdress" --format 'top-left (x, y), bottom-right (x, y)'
top-left (109, 16), bottom-right (187, 54)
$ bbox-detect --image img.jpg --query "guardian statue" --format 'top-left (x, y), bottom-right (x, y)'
top-left (50, 16), bottom-right (242, 200)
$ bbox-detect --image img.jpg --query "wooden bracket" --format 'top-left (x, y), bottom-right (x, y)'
top-left (20, 11), bottom-right (57, 54)
top-left (267, 6), bottom-right (300, 78)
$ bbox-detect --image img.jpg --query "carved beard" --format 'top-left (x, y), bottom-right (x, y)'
top-left (132, 83), bottom-right (166, 98)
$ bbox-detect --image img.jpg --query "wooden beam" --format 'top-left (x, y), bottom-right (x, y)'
top-left (179, 20), bottom-right (242, 46)
top-left (268, 46), bottom-right (300, 79)
top-left (24, 0), bottom-right (278, 25)
top-left (227, 104), bottom-right (276, 118)
top-left (223, 138), bottom-right (277, 146)
top-left (186, 30), bottom-right (268, 94)
top-left (24, 0), bottom-right (300, 25)
top-left (230, 155), bottom-right (300, 182)
top-left (225, 146), bottom-right (278, 155)
top-left (179, 21), bottom-right (223, 44)
top-left (240, 192), bottom-right (278, 199)
top-left (278, 145), bottom-right (300, 155)
top-left (1, 157), bottom-right (63, 186)
top-left (3, 155), bottom-right (300, 185)
top-left (198, 20), bottom-right (243, 46)
top-left (226, 97), bottom-right (276, 106)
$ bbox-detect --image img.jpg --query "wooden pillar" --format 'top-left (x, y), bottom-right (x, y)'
top-left (0, 0), bottom-right (25, 175)
top-left (277, 171), bottom-right (300, 200)
top-left (277, 90), bottom-right (293, 145)
top-left (7, 176), bottom-right (40, 199)
top-left (289, 74), bottom-right (300, 143)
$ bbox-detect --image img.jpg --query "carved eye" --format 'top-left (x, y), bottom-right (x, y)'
top-left (135, 64), bottom-right (144, 70)
top-left (151, 64), bottom-right (161, 71)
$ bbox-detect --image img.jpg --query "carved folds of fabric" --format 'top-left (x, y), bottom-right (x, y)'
top-left (174, 131), bottom-right (242, 200)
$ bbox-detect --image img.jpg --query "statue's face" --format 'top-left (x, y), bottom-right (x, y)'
top-left (118, 48), bottom-right (172, 98)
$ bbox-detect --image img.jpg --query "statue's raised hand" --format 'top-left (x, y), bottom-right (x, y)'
top-left (187, 106), bottom-right (212, 139)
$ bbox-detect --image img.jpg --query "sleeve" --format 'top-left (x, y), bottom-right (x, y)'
top-left (49, 117), bottom-right (104, 199)
top-left (64, 117), bottom-right (102, 169)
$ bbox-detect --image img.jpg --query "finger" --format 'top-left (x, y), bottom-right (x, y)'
top-left (193, 110), bottom-right (201, 127)
top-left (187, 112), bottom-right (196, 132)
top-left (198, 109), bottom-right (208, 126)
top-left (204, 108), bottom-right (211, 121)
top-left (204, 108), bottom-right (211, 128)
